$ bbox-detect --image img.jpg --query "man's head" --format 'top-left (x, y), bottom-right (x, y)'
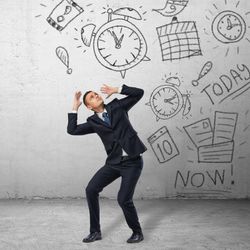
top-left (83, 90), bottom-right (104, 111)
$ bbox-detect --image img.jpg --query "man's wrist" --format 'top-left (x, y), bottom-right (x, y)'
top-left (117, 85), bottom-right (123, 94)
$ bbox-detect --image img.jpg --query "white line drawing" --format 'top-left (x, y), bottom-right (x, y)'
top-left (148, 126), bottom-right (179, 163)
top-left (146, 76), bottom-right (191, 121)
top-left (55, 46), bottom-right (72, 74)
top-left (184, 111), bottom-right (238, 163)
top-left (47, 0), bottom-right (84, 31)
top-left (156, 17), bottom-right (202, 61)
top-left (192, 61), bottom-right (213, 87)
top-left (81, 7), bottom-right (150, 78)
top-left (212, 10), bottom-right (246, 43)
top-left (153, 0), bottom-right (189, 17)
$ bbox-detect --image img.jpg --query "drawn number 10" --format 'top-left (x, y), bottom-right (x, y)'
top-left (157, 140), bottom-right (173, 160)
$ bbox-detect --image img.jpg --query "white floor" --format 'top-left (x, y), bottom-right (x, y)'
top-left (0, 199), bottom-right (250, 250)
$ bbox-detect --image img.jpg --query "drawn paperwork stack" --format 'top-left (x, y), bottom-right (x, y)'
top-left (184, 111), bottom-right (238, 163)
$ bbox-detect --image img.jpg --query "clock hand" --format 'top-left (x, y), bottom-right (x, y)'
top-left (116, 34), bottom-right (124, 48)
top-left (227, 18), bottom-right (232, 30)
top-left (164, 95), bottom-right (177, 105)
top-left (167, 95), bottom-right (177, 102)
top-left (108, 30), bottom-right (120, 46)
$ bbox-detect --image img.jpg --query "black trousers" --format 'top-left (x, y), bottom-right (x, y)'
top-left (85, 155), bottom-right (143, 234)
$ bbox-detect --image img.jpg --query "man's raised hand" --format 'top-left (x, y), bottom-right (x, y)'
top-left (100, 84), bottom-right (119, 99)
top-left (72, 91), bottom-right (82, 111)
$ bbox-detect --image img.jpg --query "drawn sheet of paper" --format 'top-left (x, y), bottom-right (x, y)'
top-left (183, 118), bottom-right (213, 148)
top-left (213, 111), bottom-right (238, 144)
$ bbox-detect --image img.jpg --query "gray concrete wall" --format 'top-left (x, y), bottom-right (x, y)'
top-left (0, 0), bottom-right (250, 199)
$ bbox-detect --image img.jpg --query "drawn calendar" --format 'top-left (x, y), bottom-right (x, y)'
top-left (156, 17), bottom-right (202, 61)
top-left (148, 126), bottom-right (179, 163)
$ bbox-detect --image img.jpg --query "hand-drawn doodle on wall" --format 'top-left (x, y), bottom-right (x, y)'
top-left (146, 76), bottom-right (191, 121)
top-left (204, 1), bottom-right (250, 56)
top-left (81, 7), bottom-right (150, 78)
top-left (55, 46), bottom-right (72, 74)
top-left (153, 0), bottom-right (189, 17)
top-left (47, 0), bottom-right (84, 31)
top-left (212, 10), bottom-right (246, 44)
top-left (192, 61), bottom-right (213, 87)
top-left (174, 169), bottom-right (227, 189)
top-left (200, 64), bottom-right (250, 105)
top-left (148, 126), bottom-right (179, 164)
top-left (156, 17), bottom-right (202, 61)
top-left (183, 111), bottom-right (238, 163)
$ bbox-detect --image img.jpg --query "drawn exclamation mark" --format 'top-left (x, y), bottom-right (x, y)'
top-left (231, 164), bottom-right (234, 185)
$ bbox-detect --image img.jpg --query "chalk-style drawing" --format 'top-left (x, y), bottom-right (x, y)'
top-left (146, 76), bottom-right (191, 121)
top-left (153, 0), bottom-right (189, 17)
top-left (156, 17), bottom-right (202, 61)
top-left (184, 111), bottom-right (238, 163)
top-left (81, 7), bottom-right (150, 78)
top-left (47, 0), bottom-right (84, 31)
top-left (148, 126), bottom-right (179, 163)
top-left (212, 10), bottom-right (246, 43)
top-left (192, 61), bottom-right (213, 87)
top-left (55, 46), bottom-right (72, 74)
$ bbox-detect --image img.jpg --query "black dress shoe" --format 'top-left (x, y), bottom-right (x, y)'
top-left (82, 232), bottom-right (102, 243)
top-left (127, 232), bottom-right (144, 243)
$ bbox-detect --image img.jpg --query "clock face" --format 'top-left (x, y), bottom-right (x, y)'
top-left (150, 85), bottom-right (183, 120)
top-left (97, 26), bottom-right (141, 67)
top-left (212, 11), bottom-right (246, 43)
top-left (93, 19), bottom-right (147, 72)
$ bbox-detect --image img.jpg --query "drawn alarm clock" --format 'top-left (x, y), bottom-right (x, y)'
top-left (81, 7), bottom-right (150, 78)
top-left (212, 10), bottom-right (246, 43)
top-left (146, 77), bottom-right (191, 121)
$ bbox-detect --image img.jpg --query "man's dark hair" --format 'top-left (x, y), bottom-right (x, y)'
top-left (83, 90), bottom-right (92, 106)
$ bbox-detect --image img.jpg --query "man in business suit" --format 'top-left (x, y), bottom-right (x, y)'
top-left (67, 84), bottom-right (147, 243)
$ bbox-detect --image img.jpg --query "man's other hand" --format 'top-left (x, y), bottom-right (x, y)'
top-left (72, 91), bottom-right (82, 111)
top-left (100, 84), bottom-right (119, 98)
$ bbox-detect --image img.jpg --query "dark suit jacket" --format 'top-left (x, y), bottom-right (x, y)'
top-left (67, 84), bottom-right (147, 164)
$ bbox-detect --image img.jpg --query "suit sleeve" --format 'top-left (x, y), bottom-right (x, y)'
top-left (117, 84), bottom-right (144, 112)
top-left (67, 113), bottom-right (95, 136)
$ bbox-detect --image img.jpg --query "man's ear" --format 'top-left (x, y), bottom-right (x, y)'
top-left (86, 104), bottom-right (92, 110)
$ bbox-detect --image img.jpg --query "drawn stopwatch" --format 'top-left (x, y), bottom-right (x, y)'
top-left (146, 77), bottom-right (191, 121)
top-left (81, 7), bottom-right (150, 78)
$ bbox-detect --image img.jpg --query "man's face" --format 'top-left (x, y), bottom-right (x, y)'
top-left (85, 91), bottom-right (104, 110)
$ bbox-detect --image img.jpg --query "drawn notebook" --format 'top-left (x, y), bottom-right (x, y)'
top-left (213, 111), bottom-right (238, 144)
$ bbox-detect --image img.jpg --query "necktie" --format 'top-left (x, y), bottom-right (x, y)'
top-left (102, 112), bottom-right (111, 126)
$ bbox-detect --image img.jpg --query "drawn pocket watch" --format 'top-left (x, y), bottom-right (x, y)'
top-left (146, 77), bottom-right (191, 121)
top-left (212, 10), bottom-right (246, 43)
top-left (81, 7), bottom-right (150, 78)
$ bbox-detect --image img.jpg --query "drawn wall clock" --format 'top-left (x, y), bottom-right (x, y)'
top-left (212, 10), bottom-right (246, 43)
top-left (146, 77), bottom-right (191, 121)
top-left (81, 7), bottom-right (150, 78)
